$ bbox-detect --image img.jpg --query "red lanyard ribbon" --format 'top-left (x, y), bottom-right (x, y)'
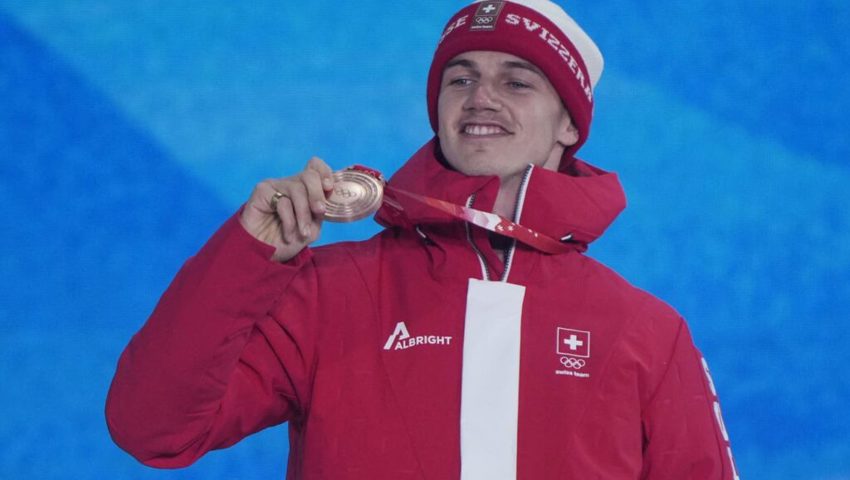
top-left (344, 165), bottom-right (573, 255)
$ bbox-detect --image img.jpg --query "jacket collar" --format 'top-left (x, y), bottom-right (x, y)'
top-left (376, 138), bottom-right (626, 252)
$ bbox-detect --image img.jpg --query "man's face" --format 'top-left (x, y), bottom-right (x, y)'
top-left (437, 50), bottom-right (578, 182)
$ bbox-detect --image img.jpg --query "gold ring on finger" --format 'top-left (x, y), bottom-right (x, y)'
top-left (269, 190), bottom-right (286, 210)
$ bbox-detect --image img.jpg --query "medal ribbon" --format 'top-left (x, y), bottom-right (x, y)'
top-left (348, 165), bottom-right (573, 255)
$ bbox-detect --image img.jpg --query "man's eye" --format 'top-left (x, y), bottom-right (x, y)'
top-left (507, 81), bottom-right (530, 89)
top-left (449, 78), bottom-right (473, 86)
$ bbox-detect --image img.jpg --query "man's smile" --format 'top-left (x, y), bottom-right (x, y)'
top-left (460, 122), bottom-right (513, 137)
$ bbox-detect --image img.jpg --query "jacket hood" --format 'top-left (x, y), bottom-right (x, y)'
top-left (375, 138), bottom-right (626, 251)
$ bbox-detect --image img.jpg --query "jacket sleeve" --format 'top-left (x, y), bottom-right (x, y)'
top-left (105, 211), bottom-right (316, 468)
top-left (640, 318), bottom-right (740, 480)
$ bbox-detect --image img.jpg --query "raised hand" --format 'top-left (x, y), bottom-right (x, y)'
top-left (239, 157), bottom-right (334, 262)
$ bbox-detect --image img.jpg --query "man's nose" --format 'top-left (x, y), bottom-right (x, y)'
top-left (463, 83), bottom-right (502, 111)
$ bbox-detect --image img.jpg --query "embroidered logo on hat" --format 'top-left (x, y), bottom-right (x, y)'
top-left (471, 1), bottom-right (504, 31)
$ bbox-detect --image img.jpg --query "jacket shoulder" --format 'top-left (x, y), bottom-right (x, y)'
top-left (579, 255), bottom-right (684, 327)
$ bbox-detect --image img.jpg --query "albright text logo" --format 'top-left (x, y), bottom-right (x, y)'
top-left (383, 322), bottom-right (453, 351)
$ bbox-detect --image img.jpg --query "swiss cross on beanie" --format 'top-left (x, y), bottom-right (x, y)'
top-left (427, 0), bottom-right (604, 154)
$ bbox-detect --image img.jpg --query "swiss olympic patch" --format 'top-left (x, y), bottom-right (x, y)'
top-left (471, 1), bottom-right (504, 32)
top-left (555, 327), bottom-right (591, 378)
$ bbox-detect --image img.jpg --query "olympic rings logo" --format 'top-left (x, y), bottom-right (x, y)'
top-left (335, 187), bottom-right (356, 199)
top-left (475, 16), bottom-right (495, 25)
top-left (560, 356), bottom-right (586, 369)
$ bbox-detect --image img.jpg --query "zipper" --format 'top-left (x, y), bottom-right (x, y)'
top-left (464, 165), bottom-right (534, 283)
top-left (465, 193), bottom-right (491, 281)
top-left (500, 165), bottom-right (533, 282)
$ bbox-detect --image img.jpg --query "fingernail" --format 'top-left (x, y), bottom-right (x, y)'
top-left (323, 177), bottom-right (334, 189)
top-left (315, 201), bottom-right (326, 213)
top-left (302, 225), bottom-right (311, 237)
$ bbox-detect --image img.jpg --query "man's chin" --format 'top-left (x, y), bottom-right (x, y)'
top-left (449, 158), bottom-right (516, 178)
top-left (460, 135), bottom-right (510, 148)
top-left (457, 142), bottom-right (504, 158)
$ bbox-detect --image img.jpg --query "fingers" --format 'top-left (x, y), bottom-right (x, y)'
top-left (307, 156), bottom-right (335, 192)
top-left (272, 189), bottom-right (297, 244)
top-left (240, 157), bottom-right (334, 260)
top-left (284, 180), bottom-right (314, 238)
top-left (270, 157), bottom-right (333, 242)
top-left (300, 167), bottom-right (327, 219)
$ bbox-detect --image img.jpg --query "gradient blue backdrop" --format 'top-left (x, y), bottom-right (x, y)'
top-left (1, 1), bottom-right (848, 478)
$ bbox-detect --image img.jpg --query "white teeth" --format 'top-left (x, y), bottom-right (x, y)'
top-left (464, 125), bottom-right (504, 136)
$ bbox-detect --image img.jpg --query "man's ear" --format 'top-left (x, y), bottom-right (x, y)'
top-left (558, 116), bottom-right (580, 147)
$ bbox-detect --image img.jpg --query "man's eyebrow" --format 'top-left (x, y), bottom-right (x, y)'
top-left (444, 58), bottom-right (545, 78)
top-left (444, 58), bottom-right (476, 70)
top-left (503, 60), bottom-right (544, 77)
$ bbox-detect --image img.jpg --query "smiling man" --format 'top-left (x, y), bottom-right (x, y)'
top-left (107, 1), bottom-right (738, 479)
top-left (437, 51), bottom-right (579, 221)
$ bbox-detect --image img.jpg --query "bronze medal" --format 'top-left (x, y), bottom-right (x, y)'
top-left (324, 168), bottom-right (385, 222)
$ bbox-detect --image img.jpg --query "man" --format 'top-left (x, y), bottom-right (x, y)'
top-left (106, 1), bottom-right (738, 478)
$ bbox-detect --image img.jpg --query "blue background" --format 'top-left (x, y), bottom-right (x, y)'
top-left (1, 1), bottom-right (848, 478)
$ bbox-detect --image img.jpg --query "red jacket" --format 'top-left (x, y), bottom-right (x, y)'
top-left (106, 140), bottom-right (738, 479)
